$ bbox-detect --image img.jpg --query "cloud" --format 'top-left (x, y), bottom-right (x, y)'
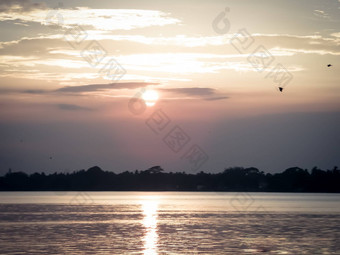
top-left (0, 0), bottom-right (46, 13)
top-left (0, 31), bottom-right (337, 84)
top-left (2, 32), bottom-right (339, 58)
top-left (160, 87), bottom-right (228, 101)
top-left (269, 47), bottom-right (340, 56)
top-left (56, 82), bottom-right (159, 93)
top-left (313, 10), bottom-right (331, 20)
top-left (23, 89), bottom-right (47, 94)
top-left (57, 103), bottom-right (92, 111)
top-left (0, 82), bottom-right (159, 96)
top-left (331, 32), bottom-right (340, 38)
top-left (161, 87), bottom-right (215, 96)
top-left (204, 96), bottom-right (229, 101)
top-left (0, 7), bottom-right (180, 31)
top-left (92, 34), bottom-right (232, 47)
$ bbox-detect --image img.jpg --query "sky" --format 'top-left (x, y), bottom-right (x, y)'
top-left (0, 0), bottom-right (339, 175)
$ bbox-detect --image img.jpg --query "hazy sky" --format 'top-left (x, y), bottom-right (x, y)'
top-left (0, 0), bottom-right (339, 174)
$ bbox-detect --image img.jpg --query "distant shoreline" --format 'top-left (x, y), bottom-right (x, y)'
top-left (1, 165), bottom-right (339, 193)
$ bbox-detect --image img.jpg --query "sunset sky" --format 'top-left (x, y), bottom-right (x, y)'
top-left (0, 0), bottom-right (339, 174)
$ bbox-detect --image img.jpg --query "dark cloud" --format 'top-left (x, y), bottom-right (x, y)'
top-left (0, 82), bottom-right (160, 95)
top-left (1, 83), bottom-right (229, 101)
top-left (0, 0), bottom-right (47, 13)
top-left (160, 87), bottom-right (215, 96)
top-left (0, 88), bottom-right (49, 95)
top-left (56, 82), bottom-right (159, 93)
top-left (23, 89), bottom-right (47, 94)
top-left (57, 104), bottom-right (92, 111)
top-left (160, 87), bottom-right (228, 100)
top-left (204, 96), bottom-right (229, 101)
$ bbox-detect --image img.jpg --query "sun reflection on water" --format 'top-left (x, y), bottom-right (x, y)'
top-left (141, 198), bottom-right (159, 255)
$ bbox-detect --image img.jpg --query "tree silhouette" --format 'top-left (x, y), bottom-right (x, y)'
top-left (0, 165), bottom-right (339, 192)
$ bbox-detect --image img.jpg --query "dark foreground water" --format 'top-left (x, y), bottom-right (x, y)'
top-left (0, 192), bottom-right (339, 254)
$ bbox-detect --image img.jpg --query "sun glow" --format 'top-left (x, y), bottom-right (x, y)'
top-left (142, 90), bottom-right (159, 107)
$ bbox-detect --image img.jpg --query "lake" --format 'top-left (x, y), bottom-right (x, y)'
top-left (0, 192), bottom-right (339, 254)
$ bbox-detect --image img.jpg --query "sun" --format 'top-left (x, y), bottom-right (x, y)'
top-left (142, 90), bottom-right (159, 107)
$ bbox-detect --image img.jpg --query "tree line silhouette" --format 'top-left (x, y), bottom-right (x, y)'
top-left (0, 165), bottom-right (339, 192)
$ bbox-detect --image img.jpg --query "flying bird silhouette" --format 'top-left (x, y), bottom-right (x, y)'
top-left (278, 87), bottom-right (283, 92)
top-left (327, 64), bottom-right (332, 67)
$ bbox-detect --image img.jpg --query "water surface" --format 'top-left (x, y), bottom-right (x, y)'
top-left (0, 192), bottom-right (339, 254)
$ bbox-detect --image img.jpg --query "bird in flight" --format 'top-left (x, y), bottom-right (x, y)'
top-left (278, 87), bottom-right (283, 92)
top-left (327, 64), bottom-right (332, 67)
